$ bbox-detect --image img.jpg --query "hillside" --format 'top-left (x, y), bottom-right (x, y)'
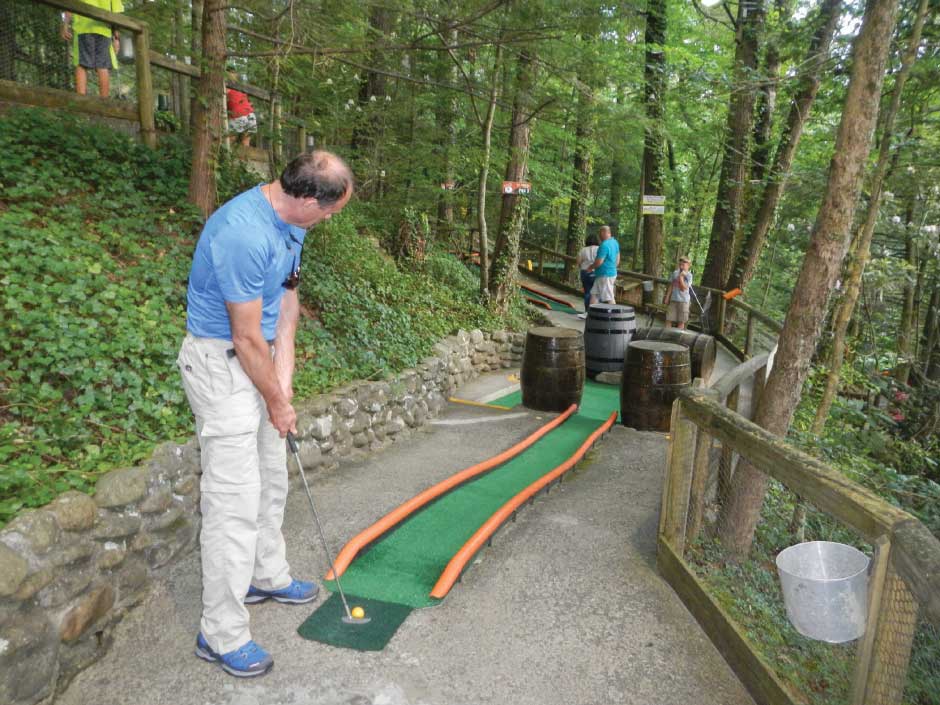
top-left (0, 108), bottom-right (529, 524)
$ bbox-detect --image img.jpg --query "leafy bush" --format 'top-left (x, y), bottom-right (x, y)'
top-left (0, 108), bottom-right (527, 524)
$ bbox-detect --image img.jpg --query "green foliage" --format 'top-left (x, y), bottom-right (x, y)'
top-left (0, 108), bottom-right (525, 525)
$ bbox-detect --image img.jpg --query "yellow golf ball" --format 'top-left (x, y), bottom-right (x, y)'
top-left (351, 606), bottom-right (365, 619)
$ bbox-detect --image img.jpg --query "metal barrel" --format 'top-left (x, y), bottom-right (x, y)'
top-left (620, 340), bottom-right (691, 432)
top-left (584, 304), bottom-right (636, 378)
top-left (630, 327), bottom-right (716, 383)
top-left (520, 326), bottom-right (585, 413)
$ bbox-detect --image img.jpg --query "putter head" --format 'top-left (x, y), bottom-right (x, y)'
top-left (342, 615), bottom-right (372, 625)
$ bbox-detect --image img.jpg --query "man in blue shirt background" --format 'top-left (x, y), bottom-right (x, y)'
top-left (177, 151), bottom-right (353, 678)
top-left (587, 225), bottom-right (621, 306)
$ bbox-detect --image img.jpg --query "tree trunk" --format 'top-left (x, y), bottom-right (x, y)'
top-left (896, 198), bottom-right (919, 385)
top-left (436, 27), bottom-right (459, 236)
top-left (924, 278), bottom-right (940, 380)
top-left (719, 0), bottom-right (901, 560)
top-left (188, 0), bottom-right (226, 218)
top-left (726, 0), bottom-right (842, 294)
top-left (189, 0), bottom-right (204, 135)
top-left (609, 86), bottom-right (626, 240)
top-left (700, 0), bottom-right (765, 290)
top-left (811, 0), bottom-right (927, 431)
top-left (641, 0), bottom-right (667, 278)
top-left (489, 52), bottom-right (537, 310)
top-left (477, 45), bottom-right (502, 298)
top-left (564, 82), bottom-right (595, 281)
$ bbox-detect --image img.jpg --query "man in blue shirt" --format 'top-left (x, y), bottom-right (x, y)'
top-left (587, 225), bottom-right (621, 305)
top-left (177, 151), bottom-right (353, 678)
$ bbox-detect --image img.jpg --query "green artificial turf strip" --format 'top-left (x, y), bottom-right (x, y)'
top-left (325, 413), bottom-right (610, 608)
top-left (491, 378), bottom-right (620, 423)
top-left (297, 593), bottom-right (412, 651)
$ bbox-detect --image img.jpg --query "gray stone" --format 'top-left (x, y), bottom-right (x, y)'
top-left (14, 567), bottom-right (54, 601)
top-left (318, 438), bottom-right (334, 453)
top-left (51, 539), bottom-right (96, 568)
top-left (145, 505), bottom-right (184, 533)
top-left (118, 557), bottom-right (149, 594)
top-left (333, 398), bottom-right (357, 417)
top-left (3, 509), bottom-right (60, 555)
top-left (48, 491), bottom-right (98, 531)
top-left (492, 330), bottom-right (509, 343)
top-left (58, 626), bottom-right (114, 691)
top-left (350, 411), bottom-right (371, 434)
top-left (91, 513), bottom-right (142, 540)
top-left (94, 466), bottom-right (148, 508)
top-left (352, 432), bottom-right (369, 448)
top-left (60, 584), bottom-right (114, 642)
top-left (173, 476), bottom-right (198, 496)
top-left (0, 610), bottom-right (58, 705)
top-left (305, 414), bottom-right (333, 441)
top-left (0, 542), bottom-right (28, 597)
top-left (297, 440), bottom-right (322, 469)
top-left (139, 488), bottom-right (172, 514)
top-left (96, 545), bottom-right (127, 570)
top-left (296, 394), bottom-right (331, 418)
top-left (130, 533), bottom-right (153, 553)
top-left (38, 566), bottom-right (94, 608)
top-left (469, 329), bottom-right (484, 344)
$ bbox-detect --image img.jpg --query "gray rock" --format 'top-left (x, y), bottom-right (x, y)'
top-left (0, 609), bottom-right (58, 705)
top-left (305, 414), bottom-right (333, 441)
top-left (0, 543), bottom-right (29, 597)
top-left (492, 330), bottom-right (509, 343)
top-left (350, 411), bottom-right (371, 434)
top-left (3, 509), bottom-right (60, 555)
top-left (470, 329), bottom-right (485, 345)
top-left (13, 567), bottom-right (54, 601)
top-left (48, 491), bottom-right (98, 531)
top-left (96, 545), bottom-right (127, 571)
top-left (38, 566), bottom-right (94, 609)
top-left (333, 398), bottom-right (358, 417)
top-left (386, 417), bottom-right (406, 435)
top-left (51, 539), bottom-right (96, 568)
top-left (91, 513), bottom-right (142, 540)
top-left (352, 432), bottom-right (368, 448)
top-left (94, 466), bottom-right (148, 508)
top-left (145, 505), bottom-right (184, 533)
top-left (57, 626), bottom-right (114, 692)
top-left (117, 557), bottom-right (149, 594)
top-left (139, 488), bottom-right (172, 514)
top-left (173, 476), bottom-right (198, 496)
top-left (60, 584), bottom-right (114, 642)
top-left (296, 440), bottom-right (322, 469)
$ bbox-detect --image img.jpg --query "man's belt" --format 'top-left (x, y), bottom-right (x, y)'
top-left (226, 340), bottom-right (275, 358)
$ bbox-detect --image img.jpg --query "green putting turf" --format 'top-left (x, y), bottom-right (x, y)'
top-left (323, 412), bottom-right (610, 608)
top-left (522, 288), bottom-right (579, 313)
top-left (297, 593), bottom-right (412, 651)
top-left (491, 378), bottom-right (620, 424)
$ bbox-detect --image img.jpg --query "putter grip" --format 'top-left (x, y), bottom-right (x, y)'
top-left (286, 432), bottom-right (299, 454)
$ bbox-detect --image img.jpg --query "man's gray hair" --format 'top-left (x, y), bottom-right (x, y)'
top-left (280, 151), bottom-right (354, 205)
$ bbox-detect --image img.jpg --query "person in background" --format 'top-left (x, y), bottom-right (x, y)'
top-left (178, 151), bottom-right (353, 678)
top-left (61, 0), bottom-right (123, 97)
top-left (587, 225), bottom-right (620, 307)
top-left (227, 75), bottom-right (257, 148)
top-left (576, 233), bottom-right (600, 319)
top-left (664, 256), bottom-right (693, 329)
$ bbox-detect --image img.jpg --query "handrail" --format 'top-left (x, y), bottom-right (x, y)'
top-left (711, 352), bottom-right (771, 401)
top-left (890, 519), bottom-right (940, 626)
top-left (41, 0), bottom-right (145, 32)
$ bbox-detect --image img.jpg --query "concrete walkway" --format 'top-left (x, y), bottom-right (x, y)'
top-left (58, 284), bottom-right (754, 705)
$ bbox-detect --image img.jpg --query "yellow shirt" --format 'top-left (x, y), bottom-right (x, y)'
top-left (73, 0), bottom-right (124, 37)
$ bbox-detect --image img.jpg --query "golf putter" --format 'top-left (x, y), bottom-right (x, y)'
top-left (287, 432), bottom-right (370, 625)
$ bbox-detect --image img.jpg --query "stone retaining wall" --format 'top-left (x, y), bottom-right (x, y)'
top-left (0, 328), bottom-right (524, 705)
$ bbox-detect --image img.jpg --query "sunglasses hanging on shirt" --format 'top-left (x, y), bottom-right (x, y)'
top-left (282, 234), bottom-right (302, 290)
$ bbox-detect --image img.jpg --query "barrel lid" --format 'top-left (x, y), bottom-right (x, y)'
top-left (627, 340), bottom-right (687, 353)
top-left (528, 326), bottom-right (582, 338)
top-left (588, 304), bottom-right (634, 313)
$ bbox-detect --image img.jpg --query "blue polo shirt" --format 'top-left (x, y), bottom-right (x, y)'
top-left (595, 238), bottom-right (620, 278)
top-left (186, 186), bottom-right (306, 341)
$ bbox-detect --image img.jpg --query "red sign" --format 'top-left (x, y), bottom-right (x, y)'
top-left (502, 181), bottom-right (531, 195)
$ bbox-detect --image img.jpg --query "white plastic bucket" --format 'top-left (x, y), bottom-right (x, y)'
top-left (775, 541), bottom-right (870, 643)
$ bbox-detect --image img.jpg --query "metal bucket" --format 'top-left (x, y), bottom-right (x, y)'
top-left (776, 541), bottom-right (869, 643)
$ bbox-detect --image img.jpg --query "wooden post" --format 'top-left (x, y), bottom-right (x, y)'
top-left (271, 94), bottom-right (282, 169)
top-left (851, 536), bottom-right (919, 705)
top-left (133, 28), bottom-right (156, 148)
top-left (660, 396), bottom-right (697, 554)
top-left (687, 387), bottom-right (719, 541)
top-left (537, 246), bottom-right (545, 277)
top-left (745, 311), bottom-right (756, 358)
top-left (296, 125), bottom-right (306, 159)
top-left (716, 296), bottom-right (727, 337)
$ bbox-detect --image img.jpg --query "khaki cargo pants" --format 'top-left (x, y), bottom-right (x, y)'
top-left (177, 333), bottom-right (292, 654)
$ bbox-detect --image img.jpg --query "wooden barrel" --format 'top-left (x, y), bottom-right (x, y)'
top-left (584, 304), bottom-right (637, 378)
top-left (620, 340), bottom-right (691, 432)
top-left (631, 327), bottom-right (716, 383)
top-left (521, 327), bottom-right (585, 413)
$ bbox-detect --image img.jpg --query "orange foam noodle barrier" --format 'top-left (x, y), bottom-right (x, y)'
top-left (519, 283), bottom-right (573, 308)
top-left (325, 405), bottom-right (578, 580)
top-left (723, 287), bottom-right (742, 301)
top-left (525, 296), bottom-right (552, 310)
top-left (430, 411), bottom-right (618, 599)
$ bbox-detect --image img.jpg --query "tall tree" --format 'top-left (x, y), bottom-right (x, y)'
top-left (640, 0), bottom-right (667, 278)
top-left (725, 0), bottom-right (842, 294)
top-left (564, 80), bottom-right (596, 281)
top-left (188, 0), bottom-right (226, 217)
top-left (489, 50), bottom-right (538, 310)
top-left (477, 44), bottom-right (503, 297)
top-left (700, 0), bottom-right (765, 290)
top-left (719, 0), bottom-right (902, 559)
top-left (812, 0), bottom-right (929, 430)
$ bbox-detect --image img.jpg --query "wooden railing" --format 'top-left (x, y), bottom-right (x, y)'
top-left (518, 238), bottom-right (783, 359)
top-left (662, 386), bottom-right (940, 705)
top-left (3, 0), bottom-right (308, 163)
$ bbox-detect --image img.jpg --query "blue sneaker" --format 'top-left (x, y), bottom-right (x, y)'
top-left (245, 578), bottom-right (319, 605)
top-left (195, 634), bottom-right (273, 678)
